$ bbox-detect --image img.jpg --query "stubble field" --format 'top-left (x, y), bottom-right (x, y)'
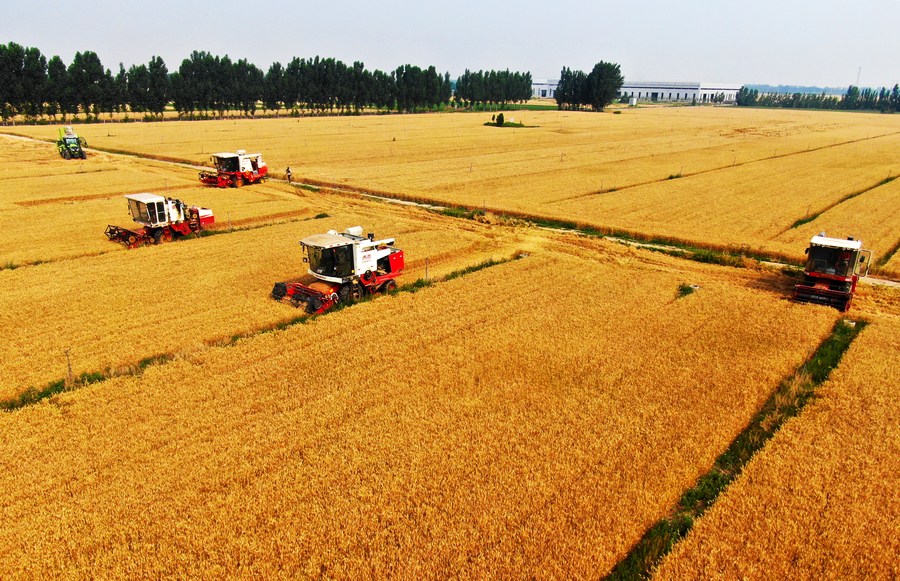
top-left (0, 106), bottom-right (898, 578)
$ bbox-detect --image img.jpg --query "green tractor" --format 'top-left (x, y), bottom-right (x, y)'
top-left (57, 126), bottom-right (87, 159)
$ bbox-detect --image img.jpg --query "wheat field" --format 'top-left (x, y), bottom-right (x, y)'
top-left (3, 107), bottom-right (898, 266)
top-left (0, 203), bottom-right (535, 400)
top-left (0, 239), bottom-right (839, 578)
top-left (654, 312), bottom-right (900, 579)
top-left (0, 108), bottom-right (898, 577)
top-left (0, 138), bottom-right (322, 265)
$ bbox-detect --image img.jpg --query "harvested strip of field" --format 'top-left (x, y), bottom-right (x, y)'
top-left (0, 207), bottom-right (536, 400)
top-left (0, 240), bottom-right (837, 578)
top-left (654, 314), bottom-right (900, 580)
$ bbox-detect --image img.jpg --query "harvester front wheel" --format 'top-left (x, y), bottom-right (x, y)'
top-left (153, 230), bottom-right (164, 245)
top-left (234, 175), bottom-right (244, 188)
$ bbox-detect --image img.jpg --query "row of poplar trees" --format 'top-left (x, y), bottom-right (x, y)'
top-left (737, 85), bottom-right (900, 113)
top-left (0, 42), bottom-right (534, 121)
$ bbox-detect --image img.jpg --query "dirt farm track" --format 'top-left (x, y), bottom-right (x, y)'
top-left (0, 106), bottom-right (897, 579)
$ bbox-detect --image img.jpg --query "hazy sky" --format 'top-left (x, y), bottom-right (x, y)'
top-left (3, 0), bottom-right (899, 88)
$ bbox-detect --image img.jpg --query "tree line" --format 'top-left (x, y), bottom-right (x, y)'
top-left (737, 85), bottom-right (900, 113)
top-left (0, 42), bottom-right (536, 122)
top-left (454, 69), bottom-right (532, 106)
top-left (554, 62), bottom-right (624, 111)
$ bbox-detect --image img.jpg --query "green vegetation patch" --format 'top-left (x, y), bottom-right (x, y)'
top-left (605, 318), bottom-right (866, 580)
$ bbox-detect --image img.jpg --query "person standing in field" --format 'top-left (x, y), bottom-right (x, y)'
top-left (286, 166), bottom-right (292, 184)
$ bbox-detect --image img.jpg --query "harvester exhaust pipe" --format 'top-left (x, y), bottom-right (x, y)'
top-left (368, 232), bottom-right (375, 241)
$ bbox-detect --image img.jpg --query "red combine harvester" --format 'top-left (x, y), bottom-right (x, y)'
top-left (793, 233), bottom-right (871, 312)
top-left (272, 226), bottom-right (405, 314)
top-left (199, 150), bottom-right (267, 188)
top-left (105, 193), bottom-right (215, 249)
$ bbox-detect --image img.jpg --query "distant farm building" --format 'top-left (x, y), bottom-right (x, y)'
top-left (619, 81), bottom-right (742, 103)
top-left (532, 79), bottom-right (559, 99)
top-left (532, 79), bottom-right (742, 103)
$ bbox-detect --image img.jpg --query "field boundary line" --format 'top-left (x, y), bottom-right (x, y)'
top-left (0, 253), bottom-right (526, 412)
top-left (604, 318), bottom-right (868, 580)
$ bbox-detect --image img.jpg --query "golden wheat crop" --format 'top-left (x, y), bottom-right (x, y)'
top-left (0, 238), bottom-right (838, 578)
top-left (546, 132), bottom-right (900, 260)
top-left (770, 174), bottom-right (900, 278)
top-left (0, 137), bottom-right (320, 265)
top-left (654, 314), bottom-right (900, 580)
top-left (0, 204), bottom-right (535, 401)
top-left (5, 108), bottom-right (896, 266)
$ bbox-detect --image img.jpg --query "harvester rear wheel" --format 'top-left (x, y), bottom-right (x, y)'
top-left (382, 280), bottom-right (397, 293)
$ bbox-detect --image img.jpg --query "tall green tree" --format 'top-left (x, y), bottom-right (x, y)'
top-left (263, 61), bottom-right (284, 113)
top-left (0, 43), bottom-right (25, 121)
top-left (67, 51), bottom-right (105, 116)
top-left (146, 56), bottom-right (170, 116)
top-left (46, 55), bottom-right (68, 118)
top-left (585, 61), bottom-right (623, 111)
top-left (20, 46), bottom-right (47, 118)
top-left (127, 63), bottom-right (150, 112)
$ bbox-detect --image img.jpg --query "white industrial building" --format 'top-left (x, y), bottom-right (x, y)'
top-left (532, 79), bottom-right (742, 103)
top-left (618, 81), bottom-right (742, 103)
top-left (532, 79), bottom-right (559, 99)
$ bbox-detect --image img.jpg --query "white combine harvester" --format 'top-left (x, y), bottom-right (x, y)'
top-left (271, 226), bottom-right (405, 314)
top-left (105, 193), bottom-right (215, 248)
top-left (199, 150), bottom-right (268, 188)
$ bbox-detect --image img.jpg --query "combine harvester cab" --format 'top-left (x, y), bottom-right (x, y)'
top-left (105, 193), bottom-right (215, 249)
top-left (793, 233), bottom-right (871, 312)
top-left (56, 126), bottom-right (87, 159)
top-left (272, 226), bottom-right (405, 314)
top-left (199, 150), bottom-right (267, 188)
